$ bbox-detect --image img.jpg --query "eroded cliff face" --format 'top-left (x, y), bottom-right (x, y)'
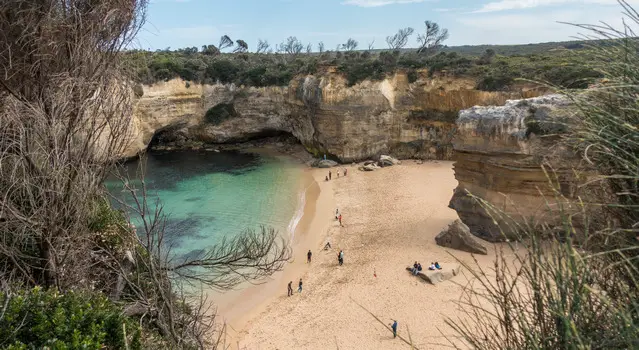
top-left (123, 71), bottom-right (546, 161)
top-left (449, 95), bottom-right (604, 242)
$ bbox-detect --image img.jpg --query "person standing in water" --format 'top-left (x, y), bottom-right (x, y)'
top-left (389, 320), bottom-right (398, 338)
top-left (298, 278), bottom-right (303, 293)
top-left (287, 281), bottom-right (293, 296)
top-left (307, 249), bottom-right (312, 263)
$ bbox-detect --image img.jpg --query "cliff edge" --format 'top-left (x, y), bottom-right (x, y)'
top-left (123, 71), bottom-right (546, 161)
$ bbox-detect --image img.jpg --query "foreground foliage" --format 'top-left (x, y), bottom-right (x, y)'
top-left (447, 2), bottom-right (639, 349)
top-left (0, 288), bottom-right (141, 350)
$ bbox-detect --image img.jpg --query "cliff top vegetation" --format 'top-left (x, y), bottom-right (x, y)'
top-left (124, 25), bottom-right (602, 91)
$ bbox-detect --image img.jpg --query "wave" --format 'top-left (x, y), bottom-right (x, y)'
top-left (287, 183), bottom-right (307, 243)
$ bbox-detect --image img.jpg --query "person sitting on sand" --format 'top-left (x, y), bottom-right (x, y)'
top-left (325, 175), bottom-right (329, 181)
top-left (428, 262), bottom-right (436, 271)
top-left (434, 262), bottom-right (442, 270)
top-left (324, 241), bottom-right (331, 250)
top-left (411, 261), bottom-right (419, 275)
top-left (417, 262), bottom-right (423, 272)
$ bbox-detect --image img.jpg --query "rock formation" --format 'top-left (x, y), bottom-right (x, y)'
top-left (435, 219), bottom-right (488, 255)
top-left (122, 71), bottom-right (546, 161)
top-left (449, 94), bottom-right (603, 242)
top-left (405, 265), bottom-right (461, 285)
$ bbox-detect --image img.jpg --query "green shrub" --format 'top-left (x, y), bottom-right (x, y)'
top-left (0, 287), bottom-right (141, 350)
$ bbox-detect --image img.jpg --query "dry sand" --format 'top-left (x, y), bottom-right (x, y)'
top-left (233, 161), bottom-right (497, 350)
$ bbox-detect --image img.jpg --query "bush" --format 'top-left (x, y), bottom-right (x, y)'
top-left (0, 287), bottom-right (141, 350)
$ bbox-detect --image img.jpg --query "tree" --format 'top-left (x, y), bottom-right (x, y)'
top-left (318, 41), bottom-right (325, 54)
top-left (0, 0), bottom-right (146, 288)
top-left (342, 38), bottom-right (358, 51)
top-left (278, 36), bottom-right (304, 57)
top-left (478, 48), bottom-right (496, 64)
top-left (202, 44), bottom-right (219, 56)
top-left (219, 35), bottom-right (233, 52)
top-left (306, 43), bottom-right (313, 54)
top-left (256, 39), bottom-right (270, 54)
top-left (416, 21), bottom-right (449, 55)
top-left (233, 39), bottom-right (248, 53)
top-left (386, 27), bottom-right (414, 50)
top-left (368, 40), bottom-right (375, 51)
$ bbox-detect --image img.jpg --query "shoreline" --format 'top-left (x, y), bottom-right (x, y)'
top-left (212, 163), bottom-right (336, 347)
top-left (238, 161), bottom-right (494, 349)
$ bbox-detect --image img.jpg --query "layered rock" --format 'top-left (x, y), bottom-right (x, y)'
top-left (449, 95), bottom-right (602, 242)
top-left (122, 72), bottom-right (547, 161)
top-left (435, 219), bottom-right (487, 255)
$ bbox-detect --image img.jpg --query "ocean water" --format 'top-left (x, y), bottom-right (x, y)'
top-left (105, 149), bottom-right (305, 261)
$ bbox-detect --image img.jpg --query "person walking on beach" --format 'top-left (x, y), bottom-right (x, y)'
top-left (338, 250), bottom-right (344, 266)
top-left (307, 249), bottom-right (312, 263)
top-left (335, 208), bottom-right (339, 220)
top-left (298, 278), bottom-right (303, 293)
top-left (338, 214), bottom-right (343, 227)
top-left (329, 170), bottom-right (332, 180)
top-left (337, 169), bottom-right (340, 178)
top-left (389, 320), bottom-right (398, 338)
top-left (287, 281), bottom-right (293, 296)
top-left (344, 168), bottom-right (347, 176)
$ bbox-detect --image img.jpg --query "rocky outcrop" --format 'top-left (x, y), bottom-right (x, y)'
top-left (311, 159), bottom-right (338, 168)
top-left (122, 72), bottom-right (547, 161)
top-left (405, 265), bottom-right (461, 285)
top-left (435, 220), bottom-right (488, 255)
top-left (449, 95), bottom-right (603, 242)
top-left (379, 155), bottom-right (401, 167)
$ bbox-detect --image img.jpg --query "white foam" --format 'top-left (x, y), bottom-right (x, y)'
top-left (287, 183), bottom-right (308, 243)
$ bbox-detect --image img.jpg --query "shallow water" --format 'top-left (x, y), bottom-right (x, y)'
top-left (105, 149), bottom-right (304, 261)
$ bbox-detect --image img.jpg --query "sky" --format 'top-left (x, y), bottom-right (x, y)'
top-left (135, 0), bottom-right (638, 51)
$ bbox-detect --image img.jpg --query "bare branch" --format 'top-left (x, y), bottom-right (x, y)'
top-left (386, 27), bottom-right (414, 50)
top-left (416, 21), bottom-right (448, 55)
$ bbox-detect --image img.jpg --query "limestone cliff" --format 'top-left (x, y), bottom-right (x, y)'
top-left (449, 95), bottom-right (603, 242)
top-left (123, 71), bottom-right (546, 161)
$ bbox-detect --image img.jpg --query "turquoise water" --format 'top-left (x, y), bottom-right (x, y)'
top-left (105, 149), bottom-right (304, 261)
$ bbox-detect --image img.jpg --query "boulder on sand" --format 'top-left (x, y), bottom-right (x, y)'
top-left (359, 163), bottom-right (379, 171)
top-left (435, 219), bottom-right (488, 255)
top-left (312, 159), bottom-right (338, 168)
top-left (378, 155), bottom-right (401, 167)
top-left (405, 264), bottom-right (461, 285)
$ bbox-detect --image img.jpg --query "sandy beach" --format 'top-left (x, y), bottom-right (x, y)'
top-left (231, 160), bottom-right (495, 350)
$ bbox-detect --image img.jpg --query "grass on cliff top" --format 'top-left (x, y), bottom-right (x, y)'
top-left (445, 2), bottom-right (639, 349)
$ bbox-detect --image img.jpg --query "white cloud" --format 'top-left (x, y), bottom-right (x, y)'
top-left (475, 0), bottom-right (635, 13)
top-left (341, 0), bottom-right (433, 7)
top-left (452, 6), bottom-right (629, 45)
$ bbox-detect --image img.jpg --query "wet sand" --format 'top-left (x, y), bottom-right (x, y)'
top-left (236, 161), bottom-right (496, 350)
top-left (212, 165), bottom-right (336, 346)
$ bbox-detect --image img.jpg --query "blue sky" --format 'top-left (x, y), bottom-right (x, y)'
top-left (135, 0), bottom-right (636, 51)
